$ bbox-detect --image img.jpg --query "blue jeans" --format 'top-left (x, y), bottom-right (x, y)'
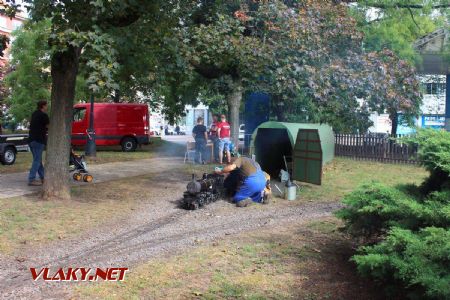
top-left (211, 137), bottom-right (220, 161)
top-left (234, 170), bottom-right (267, 203)
top-left (218, 137), bottom-right (231, 152)
top-left (195, 138), bottom-right (207, 163)
top-left (28, 141), bottom-right (45, 182)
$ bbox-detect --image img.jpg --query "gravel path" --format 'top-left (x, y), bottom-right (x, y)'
top-left (0, 163), bottom-right (342, 299)
top-left (0, 157), bottom-right (181, 199)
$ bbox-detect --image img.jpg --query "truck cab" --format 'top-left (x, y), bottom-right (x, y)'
top-left (0, 134), bottom-right (29, 165)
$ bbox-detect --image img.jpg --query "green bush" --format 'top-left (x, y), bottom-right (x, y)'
top-left (336, 129), bottom-right (450, 299)
top-left (353, 227), bottom-right (450, 299)
top-left (403, 129), bottom-right (450, 194)
top-left (336, 183), bottom-right (450, 237)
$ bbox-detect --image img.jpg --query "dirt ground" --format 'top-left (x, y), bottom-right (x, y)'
top-left (73, 217), bottom-right (389, 300)
top-left (0, 164), bottom-right (341, 298)
top-left (0, 144), bottom-right (426, 299)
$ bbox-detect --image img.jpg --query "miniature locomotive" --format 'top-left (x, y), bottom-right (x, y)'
top-left (182, 173), bottom-right (225, 210)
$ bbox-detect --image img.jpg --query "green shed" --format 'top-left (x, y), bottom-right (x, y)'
top-left (249, 122), bottom-right (335, 185)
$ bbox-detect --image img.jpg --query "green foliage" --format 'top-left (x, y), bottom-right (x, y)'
top-left (406, 129), bottom-right (450, 175)
top-left (337, 183), bottom-right (450, 237)
top-left (351, 2), bottom-right (444, 64)
top-left (404, 129), bottom-right (450, 193)
top-left (5, 20), bottom-right (52, 123)
top-left (179, 1), bottom-right (423, 134)
top-left (0, 34), bottom-right (8, 58)
top-left (338, 183), bottom-right (450, 298)
top-left (5, 20), bottom-right (89, 123)
top-left (353, 227), bottom-right (450, 299)
top-left (0, 59), bottom-right (7, 101)
top-left (337, 128), bottom-right (450, 298)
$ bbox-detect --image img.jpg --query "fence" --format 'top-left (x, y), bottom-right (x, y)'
top-left (335, 134), bottom-right (418, 164)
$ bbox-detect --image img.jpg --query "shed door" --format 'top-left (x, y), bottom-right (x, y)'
top-left (293, 129), bottom-right (323, 185)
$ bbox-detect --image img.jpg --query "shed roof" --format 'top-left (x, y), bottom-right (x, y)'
top-left (250, 121), bottom-right (333, 147)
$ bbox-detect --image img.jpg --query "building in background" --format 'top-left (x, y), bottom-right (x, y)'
top-left (369, 26), bottom-right (449, 134)
top-left (148, 103), bottom-right (210, 136)
top-left (369, 75), bottom-right (446, 134)
top-left (414, 28), bottom-right (449, 131)
top-left (183, 103), bottom-right (210, 134)
top-left (0, 11), bottom-right (26, 61)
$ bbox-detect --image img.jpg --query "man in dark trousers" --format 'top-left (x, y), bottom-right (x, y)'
top-left (28, 100), bottom-right (49, 186)
top-left (192, 116), bottom-right (208, 164)
top-left (208, 114), bottom-right (219, 162)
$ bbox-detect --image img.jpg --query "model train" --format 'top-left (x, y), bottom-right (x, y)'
top-left (182, 173), bottom-right (225, 210)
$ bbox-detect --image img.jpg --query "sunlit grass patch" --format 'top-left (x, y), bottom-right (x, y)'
top-left (297, 158), bottom-right (427, 203)
top-left (0, 175), bottom-right (154, 254)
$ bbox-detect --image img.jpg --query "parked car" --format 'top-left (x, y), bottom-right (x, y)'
top-left (0, 134), bottom-right (29, 165)
top-left (72, 103), bottom-right (150, 152)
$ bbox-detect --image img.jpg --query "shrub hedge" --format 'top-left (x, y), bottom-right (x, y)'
top-left (337, 129), bottom-right (450, 299)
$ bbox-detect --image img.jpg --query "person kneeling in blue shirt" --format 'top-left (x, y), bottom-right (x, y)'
top-left (215, 157), bottom-right (271, 207)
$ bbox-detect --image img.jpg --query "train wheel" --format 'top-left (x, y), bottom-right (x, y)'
top-left (83, 174), bottom-right (94, 183)
top-left (73, 173), bottom-right (82, 181)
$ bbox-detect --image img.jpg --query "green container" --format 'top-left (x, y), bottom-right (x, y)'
top-left (249, 121), bottom-right (335, 185)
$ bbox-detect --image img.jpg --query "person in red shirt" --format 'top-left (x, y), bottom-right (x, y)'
top-left (217, 114), bottom-right (231, 164)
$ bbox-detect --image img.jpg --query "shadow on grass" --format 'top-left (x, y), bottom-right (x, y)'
top-left (241, 221), bottom-right (394, 300)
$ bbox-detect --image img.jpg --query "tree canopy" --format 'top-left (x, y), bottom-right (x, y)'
top-left (352, 0), bottom-right (447, 63)
top-left (1, 0), bottom-right (195, 200)
top-left (0, 0), bottom-right (435, 199)
top-left (5, 20), bottom-right (52, 123)
top-left (178, 0), bottom-right (423, 134)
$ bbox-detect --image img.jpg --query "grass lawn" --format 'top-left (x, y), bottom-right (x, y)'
top-left (74, 217), bottom-right (384, 300)
top-left (0, 158), bottom-right (427, 255)
top-left (0, 175), bottom-right (159, 254)
top-left (0, 157), bottom-right (427, 298)
top-left (0, 138), bottom-right (179, 174)
top-left (298, 158), bottom-right (427, 203)
top-left (72, 159), bottom-right (426, 299)
top-left (184, 158), bottom-right (428, 204)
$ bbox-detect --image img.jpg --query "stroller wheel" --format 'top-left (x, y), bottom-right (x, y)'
top-left (73, 173), bottom-right (82, 181)
top-left (83, 174), bottom-right (93, 183)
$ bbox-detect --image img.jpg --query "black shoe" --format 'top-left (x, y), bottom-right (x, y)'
top-left (28, 180), bottom-right (43, 186)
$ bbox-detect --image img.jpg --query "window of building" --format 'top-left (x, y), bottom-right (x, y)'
top-left (0, 17), bottom-right (7, 29)
top-left (424, 82), bottom-right (446, 95)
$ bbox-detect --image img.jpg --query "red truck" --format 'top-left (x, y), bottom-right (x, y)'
top-left (72, 103), bottom-right (150, 152)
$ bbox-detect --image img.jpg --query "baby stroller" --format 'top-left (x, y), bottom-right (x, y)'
top-left (69, 149), bottom-right (94, 183)
top-left (223, 141), bottom-right (240, 162)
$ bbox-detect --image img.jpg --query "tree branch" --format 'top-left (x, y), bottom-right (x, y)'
top-left (407, 7), bottom-right (421, 31)
top-left (339, 1), bottom-right (450, 9)
top-left (191, 61), bottom-right (224, 79)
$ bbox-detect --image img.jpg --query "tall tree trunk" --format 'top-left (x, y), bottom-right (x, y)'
top-left (390, 111), bottom-right (398, 136)
top-left (273, 95), bottom-right (285, 121)
top-left (227, 79), bottom-right (242, 148)
top-left (43, 46), bottom-right (80, 200)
